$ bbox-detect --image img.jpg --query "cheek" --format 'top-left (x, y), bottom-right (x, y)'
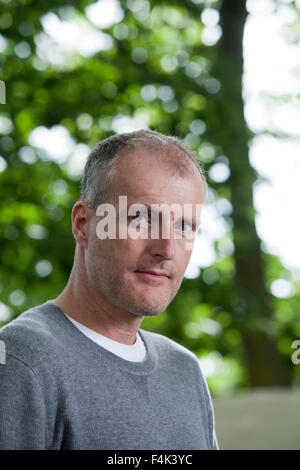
top-left (95, 238), bottom-right (143, 266)
top-left (177, 242), bottom-right (193, 269)
top-left (88, 238), bottom-right (115, 269)
top-left (124, 238), bottom-right (147, 257)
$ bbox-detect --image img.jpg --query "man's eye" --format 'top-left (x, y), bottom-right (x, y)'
top-left (130, 214), bottom-right (148, 224)
top-left (177, 221), bottom-right (193, 232)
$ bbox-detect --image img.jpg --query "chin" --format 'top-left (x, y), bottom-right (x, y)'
top-left (133, 309), bottom-right (164, 318)
top-left (141, 311), bottom-right (165, 318)
top-left (128, 302), bottom-right (166, 317)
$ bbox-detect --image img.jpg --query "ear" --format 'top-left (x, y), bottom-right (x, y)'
top-left (72, 201), bottom-right (93, 248)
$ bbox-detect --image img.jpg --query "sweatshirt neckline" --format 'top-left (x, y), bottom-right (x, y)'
top-left (42, 300), bottom-right (158, 376)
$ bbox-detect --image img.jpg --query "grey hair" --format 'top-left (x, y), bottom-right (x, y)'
top-left (80, 129), bottom-right (207, 210)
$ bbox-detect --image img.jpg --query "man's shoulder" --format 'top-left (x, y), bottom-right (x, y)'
top-left (0, 301), bottom-right (59, 337)
top-left (0, 301), bottom-right (65, 367)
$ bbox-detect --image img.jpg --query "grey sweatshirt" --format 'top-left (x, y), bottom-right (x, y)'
top-left (0, 301), bottom-right (219, 450)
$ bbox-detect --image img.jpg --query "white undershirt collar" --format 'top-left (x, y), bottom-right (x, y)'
top-left (64, 313), bottom-right (147, 363)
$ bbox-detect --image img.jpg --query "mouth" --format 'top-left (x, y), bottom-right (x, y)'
top-left (135, 271), bottom-right (169, 282)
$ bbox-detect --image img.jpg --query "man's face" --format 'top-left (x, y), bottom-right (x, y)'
top-left (84, 148), bottom-right (205, 317)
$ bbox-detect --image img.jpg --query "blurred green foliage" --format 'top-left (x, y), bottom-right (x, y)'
top-left (0, 0), bottom-right (299, 396)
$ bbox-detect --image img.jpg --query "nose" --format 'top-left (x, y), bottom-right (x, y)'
top-left (148, 231), bottom-right (176, 260)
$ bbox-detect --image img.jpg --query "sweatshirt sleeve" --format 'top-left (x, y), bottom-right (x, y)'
top-left (0, 353), bottom-right (47, 450)
top-left (208, 406), bottom-right (219, 450)
top-left (195, 359), bottom-right (220, 450)
top-left (205, 381), bottom-right (219, 450)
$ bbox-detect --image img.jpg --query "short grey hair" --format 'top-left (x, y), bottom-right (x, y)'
top-left (80, 129), bottom-right (207, 210)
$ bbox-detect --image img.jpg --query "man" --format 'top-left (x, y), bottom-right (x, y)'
top-left (0, 130), bottom-right (219, 450)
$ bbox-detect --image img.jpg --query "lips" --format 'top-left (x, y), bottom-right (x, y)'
top-left (135, 270), bottom-right (169, 281)
top-left (136, 270), bottom-right (169, 277)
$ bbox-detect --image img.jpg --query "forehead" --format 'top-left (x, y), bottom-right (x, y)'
top-left (110, 148), bottom-right (205, 204)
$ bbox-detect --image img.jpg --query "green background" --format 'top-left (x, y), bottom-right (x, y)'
top-left (0, 0), bottom-right (300, 403)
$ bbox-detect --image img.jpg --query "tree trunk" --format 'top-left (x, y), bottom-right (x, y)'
top-left (216, 0), bottom-right (291, 386)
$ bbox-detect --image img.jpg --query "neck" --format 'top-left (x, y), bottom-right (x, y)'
top-left (53, 267), bottom-right (143, 346)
